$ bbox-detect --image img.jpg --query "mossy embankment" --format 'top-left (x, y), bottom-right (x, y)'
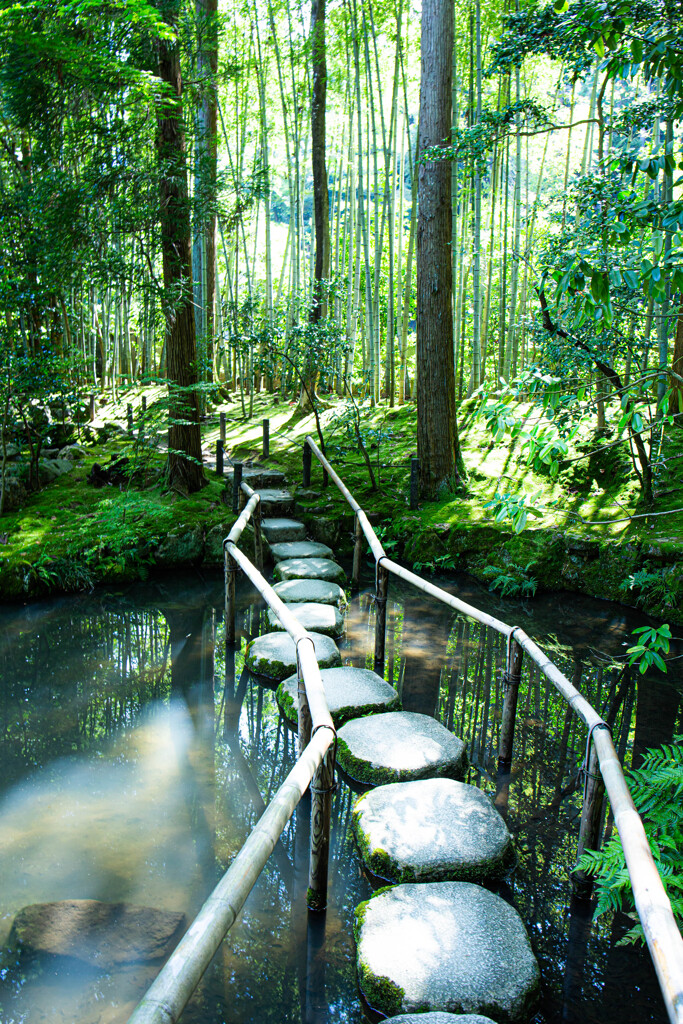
top-left (1, 386), bottom-right (681, 624)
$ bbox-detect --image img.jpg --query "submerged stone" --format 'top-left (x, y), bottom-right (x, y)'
top-left (266, 602), bottom-right (344, 638)
top-left (270, 540), bottom-right (334, 562)
top-left (9, 899), bottom-right (185, 969)
top-left (272, 578), bottom-right (346, 606)
top-left (277, 666), bottom-right (401, 727)
top-left (336, 712), bottom-right (467, 786)
top-left (273, 556), bottom-right (346, 585)
top-left (245, 631), bottom-right (341, 681)
top-left (354, 882), bottom-right (540, 1022)
top-left (352, 778), bottom-right (514, 883)
top-left (261, 518), bottom-right (307, 543)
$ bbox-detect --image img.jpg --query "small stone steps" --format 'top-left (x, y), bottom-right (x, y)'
top-left (225, 465), bottom-right (286, 489)
top-left (352, 778), bottom-right (514, 884)
top-left (354, 882), bottom-right (540, 1021)
top-left (272, 578), bottom-right (346, 606)
top-left (261, 518), bottom-right (308, 544)
top-left (245, 631), bottom-right (342, 681)
top-left (270, 540), bottom-right (334, 562)
top-left (274, 556), bottom-right (346, 585)
top-left (254, 488), bottom-right (295, 515)
top-left (277, 666), bottom-right (401, 728)
top-left (336, 712), bottom-right (467, 786)
top-left (265, 602), bottom-right (344, 638)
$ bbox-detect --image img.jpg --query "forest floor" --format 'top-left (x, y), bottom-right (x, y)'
top-left (1, 386), bottom-right (681, 623)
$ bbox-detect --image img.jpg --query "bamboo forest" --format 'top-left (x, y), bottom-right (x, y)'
top-left (1, 1), bottom-right (683, 1024)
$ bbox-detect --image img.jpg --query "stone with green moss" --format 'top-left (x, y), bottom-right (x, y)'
top-left (265, 602), bottom-right (344, 638)
top-left (272, 578), bottom-right (346, 606)
top-left (276, 667), bottom-right (401, 727)
top-left (269, 540), bottom-right (334, 562)
top-left (352, 778), bottom-right (514, 884)
top-left (336, 712), bottom-right (467, 786)
top-left (383, 1015), bottom-right (497, 1024)
top-left (273, 556), bottom-right (346, 585)
top-left (245, 631), bottom-right (341, 681)
top-left (354, 882), bottom-right (539, 1022)
top-left (261, 518), bottom-right (307, 543)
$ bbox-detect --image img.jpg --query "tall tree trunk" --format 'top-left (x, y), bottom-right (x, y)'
top-left (194, 0), bottom-right (218, 385)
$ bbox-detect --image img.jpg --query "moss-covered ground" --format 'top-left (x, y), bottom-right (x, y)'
top-left (1, 385), bottom-right (681, 621)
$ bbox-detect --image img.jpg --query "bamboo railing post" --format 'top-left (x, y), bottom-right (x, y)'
top-left (216, 439), bottom-right (224, 476)
top-left (572, 726), bottom-right (608, 896)
top-left (303, 442), bottom-right (312, 487)
top-left (297, 644), bottom-right (312, 756)
top-left (497, 632), bottom-right (524, 770)
top-left (263, 418), bottom-right (270, 459)
top-left (351, 514), bottom-right (363, 589)
top-left (220, 411), bottom-right (226, 444)
top-left (232, 462), bottom-right (243, 513)
top-left (253, 496), bottom-right (264, 572)
top-left (88, 393), bottom-right (95, 421)
top-left (373, 560), bottom-right (390, 677)
top-left (224, 546), bottom-right (237, 645)
top-left (307, 740), bottom-right (335, 912)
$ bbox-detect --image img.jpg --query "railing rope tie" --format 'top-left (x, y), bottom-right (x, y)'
top-left (580, 721), bottom-right (612, 802)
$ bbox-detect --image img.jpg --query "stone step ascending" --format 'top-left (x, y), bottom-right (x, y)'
top-left (336, 712), bottom-right (467, 787)
top-left (245, 631), bottom-right (341, 681)
top-left (274, 556), bottom-right (346, 586)
top-left (270, 540), bottom-right (334, 563)
top-left (225, 465), bottom-right (287, 489)
top-left (277, 667), bottom-right (400, 728)
top-left (261, 518), bottom-right (308, 544)
top-left (354, 882), bottom-right (540, 1022)
top-left (352, 778), bottom-right (514, 884)
top-left (265, 602), bottom-right (344, 639)
top-left (254, 488), bottom-right (295, 515)
top-left (273, 578), bottom-right (346, 606)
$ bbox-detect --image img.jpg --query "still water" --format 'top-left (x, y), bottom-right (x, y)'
top-left (0, 566), bottom-right (680, 1024)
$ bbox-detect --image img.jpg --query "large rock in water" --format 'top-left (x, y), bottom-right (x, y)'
top-left (273, 556), bottom-right (346, 585)
top-left (269, 540), bottom-right (334, 562)
top-left (272, 578), bottom-right (346, 606)
top-left (245, 631), bottom-right (341, 681)
top-left (336, 711), bottom-right (467, 786)
top-left (277, 667), bottom-right (401, 727)
top-left (261, 518), bottom-right (307, 543)
top-left (384, 1016), bottom-right (497, 1024)
top-left (8, 900), bottom-right (185, 968)
top-left (265, 601), bottom-right (344, 638)
top-left (352, 778), bottom-right (514, 883)
top-left (354, 882), bottom-right (540, 1023)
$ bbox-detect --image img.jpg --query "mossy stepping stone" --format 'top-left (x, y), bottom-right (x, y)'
top-left (336, 712), bottom-right (467, 786)
top-left (262, 518), bottom-right (307, 543)
top-left (256, 488), bottom-right (294, 514)
top-left (277, 667), bottom-right (401, 728)
top-left (352, 778), bottom-right (514, 883)
top-left (384, 1016), bottom-right (497, 1024)
top-left (266, 602), bottom-right (344, 638)
top-left (270, 540), bottom-right (334, 562)
top-left (273, 556), bottom-right (346, 585)
top-left (354, 882), bottom-right (540, 1022)
top-left (272, 578), bottom-right (346, 606)
top-left (245, 631), bottom-right (341, 681)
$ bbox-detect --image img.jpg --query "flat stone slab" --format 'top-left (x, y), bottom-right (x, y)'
top-left (225, 466), bottom-right (286, 489)
top-left (355, 882), bottom-right (540, 1022)
top-left (272, 578), bottom-right (346, 606)
top-left (352, 778), bottom-right (514, 883)
top-left (266, 602), bottom-right (344, 638)
top-left (277, 667), bottom-right (401, 727)
top-left (262, 518), bottom-right (307, 543)
top-left (337, 712), bottom-right (467, 786)
top-left (245, 631), bottom-right (341, 681)
top-left (9, 900), bottom-right (185, 968)
top-left (256, 488), bottom-right (294, 513)
top-left (385, 1016), bottom-right (497, 1024)
top-left (270, 540), bottom-right (334, 562)
top-left (273, 556), bottom-right (346, 585)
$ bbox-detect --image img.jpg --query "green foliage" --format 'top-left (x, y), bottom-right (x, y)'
top-left (412, 552), bottom-right (457, 574)
top-left (577, 736), bottom-right (683, 944)
top-left (483, 561), bottom-right (538, 597)
top-left (483, 490), bottom-right (545, 534)
top-left (621, 565), bottom-right (679, 611)
top-left (626, 624), bottom-right (671, 675)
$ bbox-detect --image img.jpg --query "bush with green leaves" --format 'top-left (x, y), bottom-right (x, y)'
top-left (577, 736), bottom-right (683, 945)
top-left (626, 624), bottom-right (672, 675)
top-left (483, 561), bottom-right (538, 598)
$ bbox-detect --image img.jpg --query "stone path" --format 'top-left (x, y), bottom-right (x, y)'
top-left (239, 469), bottom-right (540, 1022)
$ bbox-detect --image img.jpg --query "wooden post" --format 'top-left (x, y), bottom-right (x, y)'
top-left (410, 458), bottom-right (419, 509)
top-left (88, 394), bottom-right (95, 422)
top-left (497, 633), bottom-right (524, 770)
top-left (224, 547), bottom-right (237, 645)
top-left (253, 497), bottom-right (264, 571)
top-left (351, 514), bottom-right (363, 589)
top-left (232, 462), bottom-right (243, 514)
top-left (220, 411), bottom-right (226, 443)
top-left (373, 562), bottom-right (389, 677)
top-left (573, 729), bottom-right (607, 896)
top-left (141, 395), bottom-right (147, 414)
top-left (127, 403), bottom-right (134, 434)
top-left (307, 744), bottom-right (335, 912)
top-left (262, 418), bottom-right (270, 459)
top-left (303, 442), bottom-right (312, 487)
top-left (297, 648), bottom-right (312, 756)
top-left (216, 440), bottom-right (224, 476)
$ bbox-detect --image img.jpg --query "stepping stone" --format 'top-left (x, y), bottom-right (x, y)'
top-left (352, 778), bottom-right (514, 883)
top-left (277, 667), bottom-right (401, 728)
top-left (384, 1016), bottom-right (497, 1024)
top-left (336, 712), bottom-right (467, 786)
top-left (270, 540), bottom-right (334, 562)
top-left (262, 518), bottom-right (307, 543)
top-left (255, 488), bottom-right (295, 514)
top-left (266, 602), bottom-right (344, 638)
top-left (274, 556), bottom-right (346, 585)
top-left (273, 578), bottom-right (346, 606)
top-left (225, 465), bottom-right (286, 489)
top-left (354, 882), bottom-right (540, 1022)
top-left (245, 631), bottom-right (341, 681)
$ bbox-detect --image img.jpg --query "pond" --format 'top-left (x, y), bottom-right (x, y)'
top-left (0, 566), bottom-right (680, 1024)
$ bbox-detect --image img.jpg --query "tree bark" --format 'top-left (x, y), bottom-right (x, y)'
top-left (416, 0), bottom-right (465, 497)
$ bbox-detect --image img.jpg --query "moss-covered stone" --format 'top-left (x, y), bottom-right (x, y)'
top-left (276, 667), bottom-right (401, 727)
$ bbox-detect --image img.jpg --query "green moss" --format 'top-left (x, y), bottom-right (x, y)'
top-left (356, 961), bottom-right (405, 1018)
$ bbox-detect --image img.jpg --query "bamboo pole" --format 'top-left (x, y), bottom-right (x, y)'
top-left (297, 647), bottom-right (312, 755)
top-left (573, 729), bottom-right (607, 896)
top-left (351, 513), bottom-right (363, 589)
top-left (374, 562), bottom-right (389, 677)
top-left (308, 746), bottom-right (335, 911)
top-left (498, 634), bottom-right (524, 769)
top-left (224, 545), bottom-right (237, 645)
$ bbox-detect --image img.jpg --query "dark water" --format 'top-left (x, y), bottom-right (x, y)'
top-left (0, 566), bottom-right (680, 1024)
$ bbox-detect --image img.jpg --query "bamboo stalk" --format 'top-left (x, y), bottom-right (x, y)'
top-left (373, 562), bottom-right (389, 677)
top-left (498, 634), bottom-right (523, 768)
top-left (351, 513), bottom-right (363, 589)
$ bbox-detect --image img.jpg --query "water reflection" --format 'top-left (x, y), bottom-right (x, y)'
top-left (0, 569), bottom-right (679, 1024)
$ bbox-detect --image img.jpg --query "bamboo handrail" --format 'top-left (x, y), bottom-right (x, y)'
top-left (303, 435), bottom-right (683, 1024)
